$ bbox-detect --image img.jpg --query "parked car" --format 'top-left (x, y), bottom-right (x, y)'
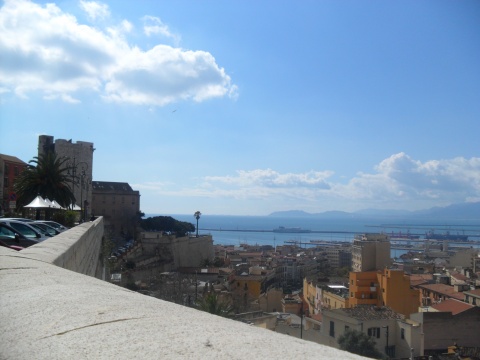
top-left (0, 223), bottom-right (40, 248)
top-left (0, 217), bottom-right (34, 223)
top-left (0, 220), bottom-right (49, 242)
top-left (32, 222), bottom-right (60, 236)
top-left (0, 239), bottom-right (24, 251)
top-left (35, 220), bottom-right (69, 232)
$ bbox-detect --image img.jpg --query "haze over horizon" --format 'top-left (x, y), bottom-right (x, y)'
top-left (1, 0), bottom-right (479, 216)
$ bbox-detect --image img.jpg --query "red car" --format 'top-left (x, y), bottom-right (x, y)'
top-left (0, 239), bottom-right (24, 251)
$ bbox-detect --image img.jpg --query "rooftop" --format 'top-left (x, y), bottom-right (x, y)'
top-left (333, 305), bottom-right (404, 321)
top-left (430, 299), bottom-right (474, 315)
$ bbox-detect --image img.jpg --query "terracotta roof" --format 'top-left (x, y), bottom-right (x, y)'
top-left (418, 283), bottom-right (465, 300)
top-left (330, 305), bottom-right (404, 321)
top-left (449, 272), bottom-right (468, 281)
top-left (0, 153), bottom-right (27, 164)
top-left (464, 288), bottom-right (480, 298)
top-left (431, 299), bottom-right (474, 315)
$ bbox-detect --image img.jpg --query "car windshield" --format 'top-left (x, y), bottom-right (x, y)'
top-left (0, 224), bottom-right (17, 240)
top-left (9, 222), bottom-right (38, 238)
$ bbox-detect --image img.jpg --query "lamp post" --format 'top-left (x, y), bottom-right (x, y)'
top-left (383, 325), bottom-right (389, 357)
top-left (67, 157), bottom-right (88, 217)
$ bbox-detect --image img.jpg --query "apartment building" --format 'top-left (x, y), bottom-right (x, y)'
top-left (351, 233), bottom-right (390, 272)
top-left (91, 181), bottom-right (140, 239)
top-left (0, 154), bottom-right (27, 216)
top-left (349, 269), bottom-right (420, 317)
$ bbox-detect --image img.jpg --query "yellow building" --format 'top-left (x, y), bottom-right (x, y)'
top-left (349, 269), bottom-right (420, 317)
top-left (322, 285), bottom-right (349, 310)
top-left (303, 278), bottom-right (318, 315)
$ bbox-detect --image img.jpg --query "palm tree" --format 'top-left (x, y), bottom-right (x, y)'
top-left (14, 152), bottom-right (75, 210)
top-left (197, 291), bottom-right (233, 317)
top-left (194, 211), bottom-right (201, 237)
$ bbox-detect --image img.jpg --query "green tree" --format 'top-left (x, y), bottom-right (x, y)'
top-left (140, 216), bottom-right (194, 236)
top-left (14, 153), bottom-right (75, 209)
top-left (338, 329), bottom-right (383, 359)
top-left (194, 211), bottom-right (201, 237)
top-left (197, 291), bottom-right (233, 317)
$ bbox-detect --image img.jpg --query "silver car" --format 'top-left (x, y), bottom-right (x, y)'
top-left (0, 220), bottom-right (49, 242)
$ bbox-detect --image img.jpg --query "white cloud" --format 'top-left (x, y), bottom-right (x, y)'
top-left (0, 0), bottom-right (237, 105)
top-left (142, 16), bottom-right (180, 45)
top-left (137, 153), bottom-right (480, 211)
top-left (79, 0), bottom-right (110, 21)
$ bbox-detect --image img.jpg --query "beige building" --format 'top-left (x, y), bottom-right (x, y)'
top-left (38, 135), bottom-right (94, 218)
top-left (140, 231), bottom-right (213, 269)
top-left (91, 181), bottom-right (140, 239)
top-left (411, 306), bottom-right (480, 350)
top-left (322, 285), bottom-right (349, 310)
top-left (319, 305), bottom-right (422, 359)
top-left (325, 246), bottom-right (352, 269)
top-left (351, 233), bottom-right (390, 272)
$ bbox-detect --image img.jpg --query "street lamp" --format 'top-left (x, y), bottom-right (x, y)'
top-left (67, 157), bottom-right (88, 218)
top-left (383, 325), bottom-right (389, 357)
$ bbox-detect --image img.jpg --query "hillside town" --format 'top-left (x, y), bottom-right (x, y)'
top-left (1, 136), bottom-right (480, 360)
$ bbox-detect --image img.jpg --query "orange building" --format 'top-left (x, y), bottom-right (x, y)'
top-left (349, 269), bottom-right (420, 317)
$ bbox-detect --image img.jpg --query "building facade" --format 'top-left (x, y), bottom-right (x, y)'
top-left (91, 181), bottom-right (140, 239)
top-left (38, 135), bottom-right (94, 218)
top-left (349, 269), bottom-right (420, 317)
top-left (0, 154), bottom-right (27, 216)
top-left (351, 233), bottom-right (390, 272)
top-left (319, 305), bottom-right (422, 359)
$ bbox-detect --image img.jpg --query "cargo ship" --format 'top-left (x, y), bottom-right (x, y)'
top-left (273, 226), bottom-right (312, 233)
top-left (425, 231), bottom-right (469, 241)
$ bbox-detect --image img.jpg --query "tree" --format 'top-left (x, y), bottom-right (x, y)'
top-left (14, 153), bottom-right (75, 209)
top-left (338, 329), bottom-right (383, 359)
top-left (194, 211), bottom-right (201, 237)
top-left (197, 291), bottom-right (233, 317)
top-left (140, 216), bottom-right (194, 236)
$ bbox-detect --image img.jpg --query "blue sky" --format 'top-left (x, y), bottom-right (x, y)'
top-left (1, 0), bottom-right (479, 215)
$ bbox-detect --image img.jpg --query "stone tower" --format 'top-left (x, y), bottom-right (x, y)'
top-left (38, 135), bottom-right (94, 219)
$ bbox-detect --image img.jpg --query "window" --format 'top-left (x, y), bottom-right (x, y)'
top-left (401, 328), bottom-right (405, 340)
top-left (4, 178), bottom-right (8, 187)
top-left (368, 327), bottom-right (380, 338)
top-left (14, 166), bottom-right (19, 176)
top-left (329, 321), bottom-right (335, 337)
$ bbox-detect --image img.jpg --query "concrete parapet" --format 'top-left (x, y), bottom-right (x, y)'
top-left (0, 217), bottom-right (366, 359)
top-left (18, 217), bottom-right (104, 277)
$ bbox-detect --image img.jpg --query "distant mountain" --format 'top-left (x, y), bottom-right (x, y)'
top-left (269, 202), bottom-right (480, 220)
top-left (268, 210), bottom-right (313, 217)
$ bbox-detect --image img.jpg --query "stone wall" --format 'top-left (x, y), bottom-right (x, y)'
top-left (0, 217), bottom-right (367, 360)
top-left (19, 217), bottom-right (104, 277)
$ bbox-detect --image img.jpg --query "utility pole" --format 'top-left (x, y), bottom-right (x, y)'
top-left (383, 325), bottom-right (389, 357)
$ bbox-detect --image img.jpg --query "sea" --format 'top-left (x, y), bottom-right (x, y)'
top-left (146, 214), bottom-right (480, 259)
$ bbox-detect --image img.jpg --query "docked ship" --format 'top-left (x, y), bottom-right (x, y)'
top-left (273, 226), bottom-right (312, 233)
top-left (425, 230), bottom-right (469, 241)
top-left (388, 231), bottom-right (420, 240)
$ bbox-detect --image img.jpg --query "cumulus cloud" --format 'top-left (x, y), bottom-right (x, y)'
top-left (142, 16), bottom-right (180, 45)
top-left (79, 0), bottom-right (110, 21)
top-left (139, 153), bottom-right (480, 211)
top-left (0, 0), bottom-right (237, 105)
top-left (206, 169), bottom-right (332, 189)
